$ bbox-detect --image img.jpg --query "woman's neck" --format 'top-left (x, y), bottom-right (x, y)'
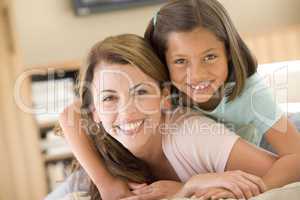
top-left (135, 114), bottom-right (180, 181)
top-left (135, 116), bottom-right (166, 168)
top-left (138, 134), bottom-right (164, 166)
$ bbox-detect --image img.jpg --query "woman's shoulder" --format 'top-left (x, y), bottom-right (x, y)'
top-left (164, 106), bottom-right (206, 129)
top-left (163, 106), bottom-right (231, 137)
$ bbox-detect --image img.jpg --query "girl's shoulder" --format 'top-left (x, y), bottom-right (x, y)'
top-left (241, 72), bottom-right (269, 96)
top-left (226, 72), bottom-right (271, 105)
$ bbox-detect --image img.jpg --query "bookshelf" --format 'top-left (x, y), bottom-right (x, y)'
top-left (27, 62), bottom-right (81, 193)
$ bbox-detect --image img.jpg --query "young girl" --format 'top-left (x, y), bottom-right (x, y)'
top-left (56, 34), bottom-right (278, 200)
top-left (143, 0), bottom-right (300, 196)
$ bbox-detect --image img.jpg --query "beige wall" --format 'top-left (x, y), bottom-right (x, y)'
top-left (13, 0), bottom-right (300, 67)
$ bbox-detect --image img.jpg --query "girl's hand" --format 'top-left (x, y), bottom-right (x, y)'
top-left (98, 178), bottom-right (146, 200)
top-left (192, 187), bottom-right (235, 200)
top-left (176, 171), bottom-right (266, 200)
top-left (120, 180), bottom-right (183, 200)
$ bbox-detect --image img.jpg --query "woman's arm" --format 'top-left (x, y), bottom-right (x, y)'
top-left (59, 101), bottom-right (134, 199)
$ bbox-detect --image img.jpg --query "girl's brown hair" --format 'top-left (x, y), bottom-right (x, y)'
top-left (144, 0), bottom-right (257, 101)
top-left (77, 34), bottom-right (169, 199)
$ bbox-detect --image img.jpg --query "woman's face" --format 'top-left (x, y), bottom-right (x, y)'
top-left (165, 27), bottom-right (229, 103)
top-left (92, 63), bottom-right (164, 155)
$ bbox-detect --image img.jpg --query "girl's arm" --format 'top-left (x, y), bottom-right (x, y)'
top-left (59, 101), bottom-right (134, 199)
top-left (179, 138), bottom-right (277, 199)
top-left (262, 116), bottom-right (300, 190)
top-left (225, 138), bottom-right (277, 184)
top-left (174, 113), bottom-right (281, 199)
top-left (242, 74), bottom-right (300, 189)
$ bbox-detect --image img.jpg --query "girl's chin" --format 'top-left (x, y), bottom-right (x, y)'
top-left (192, 95), bottom-right (213, 104)
top-left (187, 91), bottom-right (214, 104)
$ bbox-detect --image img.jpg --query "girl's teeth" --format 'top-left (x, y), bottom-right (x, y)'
top-left (193, 81), bottom-right (211, 90)
top-left (119, 120), bottom-right (143, 131)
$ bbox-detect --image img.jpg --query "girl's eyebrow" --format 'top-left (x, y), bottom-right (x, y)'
top-left (171, 48), bottom-right (217, 57)
top-left (201, 48), bottom-right (217, 55)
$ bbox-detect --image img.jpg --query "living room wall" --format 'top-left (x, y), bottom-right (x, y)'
top-left (13, 0), bottom-right (300, 66)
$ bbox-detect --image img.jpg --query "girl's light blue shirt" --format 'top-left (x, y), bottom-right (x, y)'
top-left (193, 73), bottom-right (283, 148)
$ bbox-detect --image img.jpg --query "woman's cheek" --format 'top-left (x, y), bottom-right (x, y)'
top-left (100, 115), bottom-right (116, 134)
top-left (134, 97), bottom-right (161, 114)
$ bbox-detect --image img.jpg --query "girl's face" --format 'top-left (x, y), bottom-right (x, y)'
top-left (92, 63), bottom-right (164, 155)
top-left (166, 27), bottom-right (228, 103)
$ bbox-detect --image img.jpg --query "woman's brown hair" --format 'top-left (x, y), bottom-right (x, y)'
top-left (75, 34), bottom-right (169, 199)
top-left (144, 0), bottom-right (257, 101)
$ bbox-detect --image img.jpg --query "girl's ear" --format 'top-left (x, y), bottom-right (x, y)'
top-left (161, 86), bottom-right (172, 111)
top-left (91, 105), bottom-right (101, 123)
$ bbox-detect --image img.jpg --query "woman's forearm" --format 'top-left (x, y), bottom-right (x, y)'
top-left (262, 154), bottom-right (300, 190)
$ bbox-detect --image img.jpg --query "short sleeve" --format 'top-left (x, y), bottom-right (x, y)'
top-left (247, 75), bottom-right (283, 137)
top-left (175, 115), bottom-right (240, 173)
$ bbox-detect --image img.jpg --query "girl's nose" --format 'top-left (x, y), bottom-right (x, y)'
top-left (188, 62), bottom-right (207, 83)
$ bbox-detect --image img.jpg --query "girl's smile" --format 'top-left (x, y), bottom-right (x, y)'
top-left (188, 79), bottom-right (216, 94)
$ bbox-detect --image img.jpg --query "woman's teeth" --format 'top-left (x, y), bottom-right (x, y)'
top-left (118, 120), bottom-right (143, 131)
top-left (191, 80), bottom-right (212, 90)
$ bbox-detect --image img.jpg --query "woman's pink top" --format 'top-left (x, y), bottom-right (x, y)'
top-left (162, 107), bottom-right (240, 182)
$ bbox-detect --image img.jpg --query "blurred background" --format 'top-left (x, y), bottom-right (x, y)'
top-left (0, 0), bottom-right (300, 199)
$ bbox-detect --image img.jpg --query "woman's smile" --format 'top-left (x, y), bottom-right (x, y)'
top-left (116, 119), bottom-right (145, 136)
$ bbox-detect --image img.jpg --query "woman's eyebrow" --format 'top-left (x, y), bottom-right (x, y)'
top-left (100, 89), bottom-right (117, 93)
top-left (129, 83), bottom-right (151, 91)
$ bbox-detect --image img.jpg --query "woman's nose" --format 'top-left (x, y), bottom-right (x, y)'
top-left (118, 94), bottom-right (138, 115)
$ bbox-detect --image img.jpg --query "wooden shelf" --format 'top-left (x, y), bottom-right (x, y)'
top-left (44, 152), bottom-right (73, 163)
top-left (25, 60), bottom-right (81, 72)
top-left (23, 61), bottom-right (80, 194)
top-left (38, 121), bottom-right (60, 130)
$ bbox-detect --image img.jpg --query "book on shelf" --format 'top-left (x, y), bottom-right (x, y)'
top-left (47, 162), bottom-right (69, 191)
top-left (31, 77), bottom-right (76, 125)
top-left (41, 130), bottom-right (72, 157)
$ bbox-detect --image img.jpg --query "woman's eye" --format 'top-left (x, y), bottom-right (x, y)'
top-left (102, 96), bottom-right (118, 102)
top-left (174, 58), bottom-right (187, 65)
top-left (136, 89), bottom-right (148, 95)
top-left (203, 54), bottom-right (218, 63)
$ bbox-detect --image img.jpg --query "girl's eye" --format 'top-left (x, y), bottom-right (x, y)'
top-left (136, 89), bottom-right (148, 95)
top-left (203, 54), bottom-right (218, 63)
top-left (102, 95), bottom-right (118, 102)
top-left (174, 58), bottom-right (187, 65)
